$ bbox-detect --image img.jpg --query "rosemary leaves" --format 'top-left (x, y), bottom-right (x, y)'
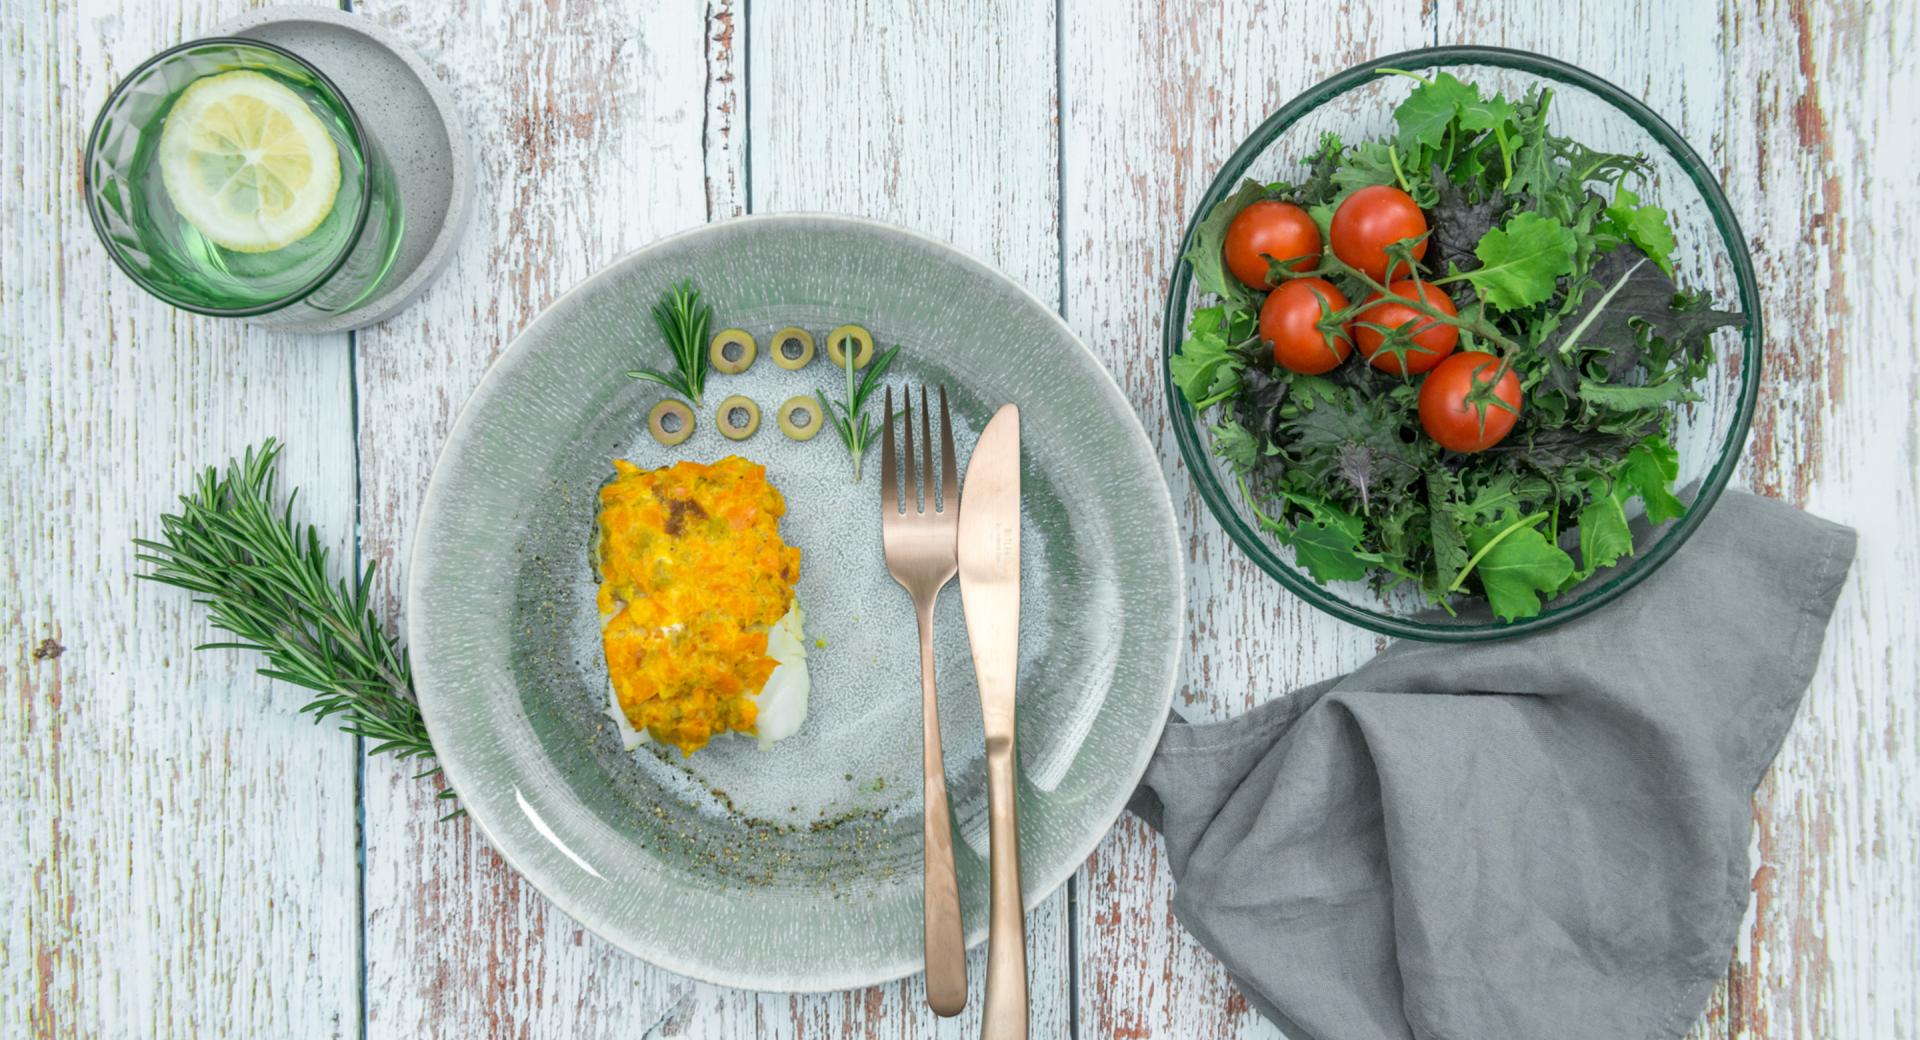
top-left (817, 333), bottom-right (899, 482)
top-left (628, 280), bottom-right (714, 407)
top-left (135, 439), bottom-right (457, 814)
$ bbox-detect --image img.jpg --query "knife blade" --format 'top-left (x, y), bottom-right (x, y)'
top-left (957, 403), bottom-right (1026, 1040)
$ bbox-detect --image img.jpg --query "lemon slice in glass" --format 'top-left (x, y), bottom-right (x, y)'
top-left (159, 70), bottom-right (342, 253)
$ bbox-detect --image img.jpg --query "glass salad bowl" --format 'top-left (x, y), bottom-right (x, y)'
top-left (1163, 46), bottom-right (1761, 641)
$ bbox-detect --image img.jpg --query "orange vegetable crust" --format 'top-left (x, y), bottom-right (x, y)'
top-left (596, 456), bottom-right (800, 755)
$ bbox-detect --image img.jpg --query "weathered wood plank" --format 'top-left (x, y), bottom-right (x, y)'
top-left (748, 0), bottom-right (1063, 303)
top-left (745, 1), bottom-right (1072, 1035)
top-left (1707, 3), bottom-right (1917, 1037)
top-left (348, 1), bottom-right (719, 1036)
top-left (1434, 7), bottom-right (1920, 1040)
top-left (704, 0), bottom-right (747, 221)
top-left (1058, 2), bottom-right (1425, 1036)
top-left (2, 2), bottom-right (361, 1038)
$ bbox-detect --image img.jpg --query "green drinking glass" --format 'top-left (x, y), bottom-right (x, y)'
top-left (85, 37), bottom-right (404, 325)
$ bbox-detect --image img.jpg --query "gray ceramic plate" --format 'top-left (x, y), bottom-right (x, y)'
top-left (408, 214), bottom-right (1182, 991)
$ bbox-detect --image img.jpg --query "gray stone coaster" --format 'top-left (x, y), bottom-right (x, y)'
top-left (216, 6), bottom-right (475, 333)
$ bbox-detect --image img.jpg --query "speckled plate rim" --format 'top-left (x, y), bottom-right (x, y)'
top-left (407, 213), bottom-right (1183, 991)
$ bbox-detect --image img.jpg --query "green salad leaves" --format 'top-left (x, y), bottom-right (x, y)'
top-left (1174, 72), bottom-right (1746, 620)
top-left (1467, 210), bottom-right (1575, 311)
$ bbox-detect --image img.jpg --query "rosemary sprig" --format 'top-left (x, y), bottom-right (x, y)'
top-left (134, 439), bottom-right (459, 816)
top-left (817, 335), bottom-right (900, 482)
top-left (627, 280), bottom-right (713, 407)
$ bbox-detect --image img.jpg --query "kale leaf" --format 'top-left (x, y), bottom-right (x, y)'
top-left (1572, 489), bottom-right (1634, 586)
top-left (1604, 187), bottom-right (1677, 276)
top-left (1182, 179), bottom-right (1271, 306)
top-left (1468, 211), bottom-right (1576, 311)
top-left (1577, 376), bottom-right (1700, 412)
top-left (1464, 515), bottom-right (1574, 620)
top-left (1538, 245), bottom-right (1745, 393)
top-left (1428, 170), bottom-right (1509, 307)
top-left (1171, 304), bottom-right (1252, 407)
top-left (1284, 519), bottom-right (1376, 583)
top-left (1393, 71), bottom-right (1481, 154)
top-left (1618, 436), bottom-right (1686, 523)
top-left (1284, 387), bottom-right (1429, 512)
top-left (1210, 419), bottom-right (1270, 473)
top-left (1274, 491), bottom-right (1378, 583)
top-left (1332, 140), bottom-right (1401, 198)
top-left (1295, 132), bottom-right (1346, 206)
top-left (1486, 424), bottom-right (1644, 470)
top-left (1424, 468), bottom-right (1471, 592)
top-left (1229, 364), bottom-right (1293, 445)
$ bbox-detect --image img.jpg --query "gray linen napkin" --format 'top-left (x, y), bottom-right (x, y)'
top-left (1129, 491), bottom-right (1855, 1040)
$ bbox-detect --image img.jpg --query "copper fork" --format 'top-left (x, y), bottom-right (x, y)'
top-left (881, 385), bottom-right (967, 1017)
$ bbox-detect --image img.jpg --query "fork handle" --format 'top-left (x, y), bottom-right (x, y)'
top-left (917, 601), bottom-right (967, 1017)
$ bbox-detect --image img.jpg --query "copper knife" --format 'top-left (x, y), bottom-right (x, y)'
top-left (957, 404), bottom-right (1026, 1040)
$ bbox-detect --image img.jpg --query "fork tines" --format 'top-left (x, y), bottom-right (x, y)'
top-left (883, 385), bottom-right (955, 515)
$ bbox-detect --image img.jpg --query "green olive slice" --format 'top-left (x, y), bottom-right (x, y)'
top-left (716, 395), bottom-right (761, 441)
top-left (647, 399), bottom-right (694, 447)
top-left (825, 324), bottom-right (874, 369)
top-left (770, 326), bottom-right (815, 370)
top-left (709, 328), bottom-right (757, 374)
top-left (776, 395), bottom-right (824, 441)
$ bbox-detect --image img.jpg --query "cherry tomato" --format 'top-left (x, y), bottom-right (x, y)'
top-left (1259, 277), bottom-right (1352, 375)
top-left (1330, 185), bottom-right (1429, 282)
top-left (1354, 280), bottom-right (1459, 375)
top-left (1223, 200), bottom-right (1322, 288)
top-left (1418, 352), bottom-right (1522, 452)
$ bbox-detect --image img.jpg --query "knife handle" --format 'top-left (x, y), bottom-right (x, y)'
top-left (980, 733), bottom-right (1027, 1039)
top-left (917, 601), bottom-right (967, 1017)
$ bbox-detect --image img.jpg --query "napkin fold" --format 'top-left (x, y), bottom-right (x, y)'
top-left (1130, 491), bottom-right (1855, 1040)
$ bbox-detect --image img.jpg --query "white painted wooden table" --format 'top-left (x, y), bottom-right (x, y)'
top-left (8, 2), bottom-right (1917, 1037)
